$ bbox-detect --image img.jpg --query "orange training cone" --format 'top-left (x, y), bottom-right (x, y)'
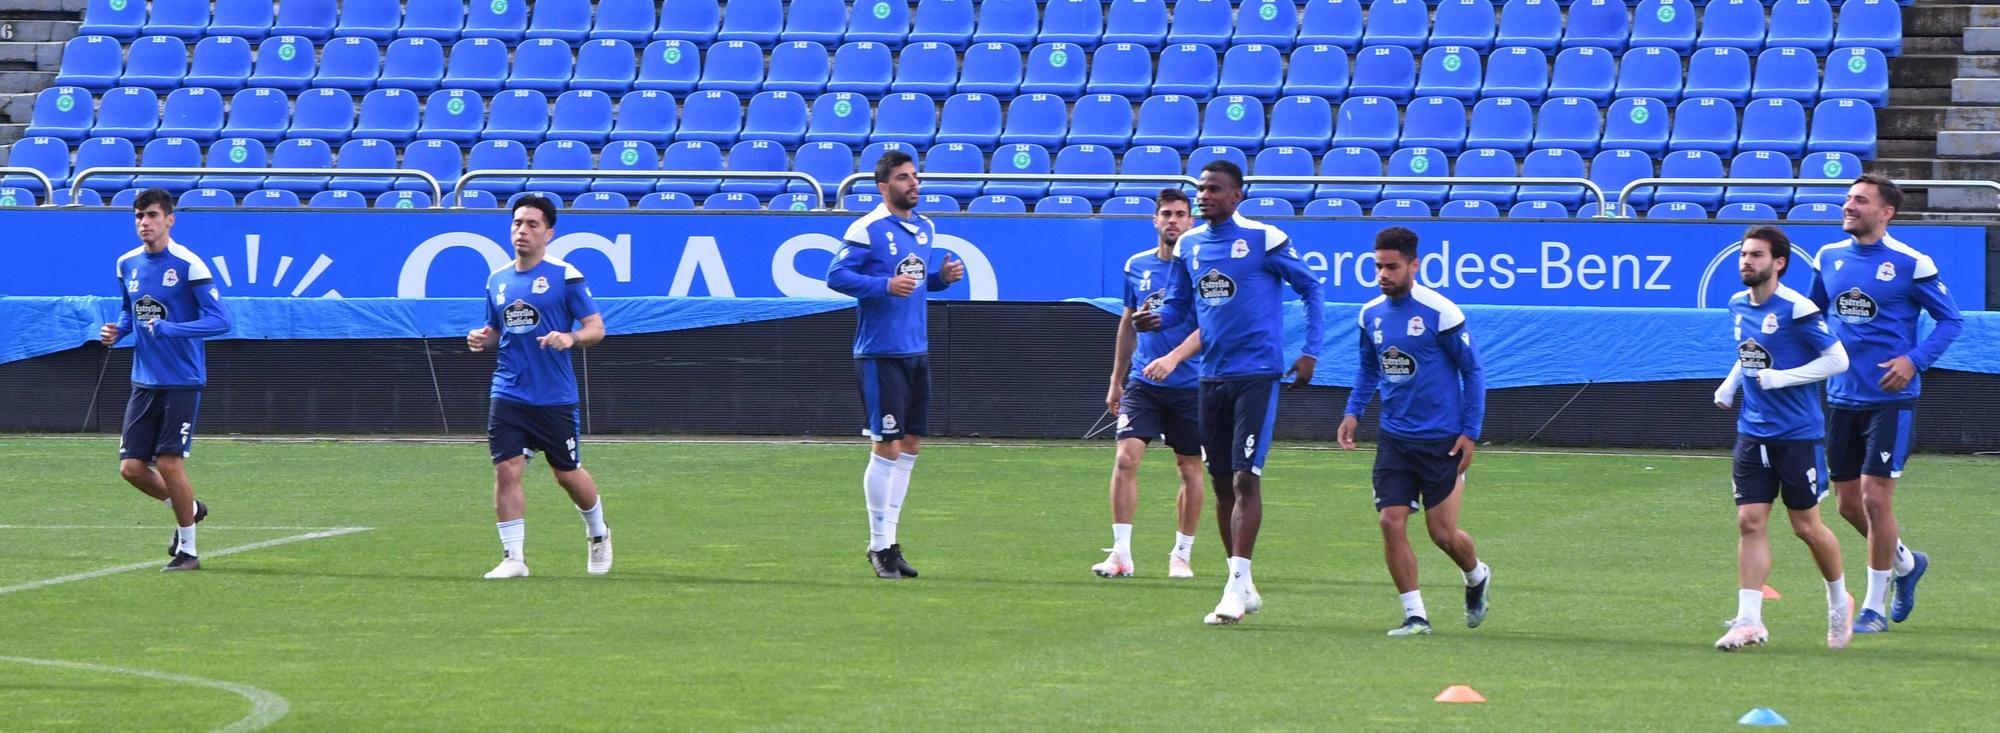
top-left (1435, 685), bottom-right (1487, 703)
top-left (1762, 585), bottom-right (1782, 600)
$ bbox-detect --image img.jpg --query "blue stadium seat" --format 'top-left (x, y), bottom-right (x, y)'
top-left (1431, 0), bottom-right (1499, 53)
top-left (245, 189), bottom-right (303, 207)
top-left (216, 87), bottom-right (287, 144)
top-left (872, 93), bottom-right (940, 146)
top-left (1082, 193), bottom-right (1137, 213)
top-left (1029, 194), bottom-right (1088, 214)
top-left (1349, 45), bottom-right (1416, 103)
top-left (1400, 96), bottom-right (1468, 154)
top-left (417, 89), bottom-right (487, 144)
top-left (636, 41), bottom-right (700, 94)
top-left (1517, 147), bottom-right (1587, 207)
top-left (205, 0), bottom-right (279, 43)
top-left (1752, 47), bottom-right (1821, 105)
top-left (445, 190), bottom-right (495, 208)
top-left (638, 191), bottom-right (695, 210)
top-left (1534, 97), bottom-right (1601, 154)
top-left (74, 137), bottom-right (138, 192)
top-left (1318, 146), bottom-right (1383, 204)
top-left (895, 42), bottom-right (960, 96)
top-left (177, 188), bottom-right (235, 208)
top-left (25, 87), bottom-right (95, 142)
top-left (51, 188), bottom-right (104, 207)
top-left (549, 90), bottom-right (615, 145)
top-left (1200, 95), bottom-right (1266, 149)
top-left (1602, 97), bottom-right (1671, 156)
top-left (1304, 197), bottom-right (1363, 216)
top-left (1481, 46), bottom-right (1549, 103)
top-left (958, 42), bottom-right (1025, 98)
top-left (1382, 147), bottom-right (1449, 206)
top-left (309, 189), bottom-right (369, 207)
top-left (976, 0), bottom-right (1041, 46)
top-left (1726, 150), bottom-right (1795, 207)
top-left (91, 87), bottom-right (159, 141)
top-left (350, 89), bottom-right (419, 144)
top-left (1578, 202), bottom-right (1636, 218)
top-left (333, 137), bottom-right (398, 195)
top-left (1808, 98), bottom-right (1876, 158)
top-left (593, 0), bottom-right (656, 42)
top-left (1372, 198), bottom-right (1431, 217)
top-left (1238, 196), bottom-right (1296, 217)
top-left (1441, 199), bottom-right (1500, 218)
top-left (465, 0), bottom-right (527, 43)
top-left (1497, 0), bottom-right (1562, 53)
top-left (142, 0), bottom-right (211, 40)
top-left (1655, 149), bottom-right (1725, 210)
top-left (1698, 0), bottom-right (1766, 53)
top-left (333, 0), bottom-right (399, 41)
top-left (527, 0), bottom-right (593, 43)
top-left (655, 0), bottom-right (721, 44)
top-left (511, 191), bottom-right (567, 209)
top-left (1236, 0), bottom-right (1300, 50)
top-left (377, 38), bottom-right (445, 93)
top-left (1115, 145), bottom-right (1184, 197)
top-left (1298, 0), bottom-right (1365, 51)
top-left (133, 137), bottom-right (202, 193)
top-left (3, 137), bottom-right (72, 189)
top-left (1834, 0), bottom-right (1903, 56)
top-left (1363, 0), bottom-right (1430, 50)
top-left (936, 92), bottom-right (1003, 148)
top-left (1647, 201), bottom-right (1708, 219)
top-left (1509, 200), bottom-right (1570, 217)
top-left (741, 90), bottom-right (810, 147)
top-left (573, 39), bottom-right (641, 93)
top-left (313, 37), bottom-right (382, 92)
top-left (1683, 47), bottom-right (1752, 106)
top-left (401, 0), bottom-right (468, 42)
top-left (1042, 0), bottom-right (1106, 48)
top-left (610, 91), bottom-right (679, 146)
top-left (782, 0), bottom-right (849, 45)
top-left (1265, 95), bottom-right (1335, 153)
top-left (721, 139), bottom-right (791, 197)
top-left (1822, 48), bottom-right (1889, 107)
top-left (788, 141), bottom-right (854, 197)
top-left (1564, 0), bottom-right (1630, 53)
top-left (767, 191), bottom-right (817, 210)
top-left (1167, 0), bottom-right (1231, 48)
top-left (677, 90), bottom-right (745, 145)
top-left (1417, 46), bottom-right (1483, 102)
top-left (1249, 145), bottom-right (1317, 204)
top-left (921, 142), bottom-right (986, 197)
top-left (80, 0), bottom-right (145, 40)
top-left (1548, 47), bottom-right (1616, 105)
top-left (1615, 47), bottom-right (1684, 104)
top-left (1104, 0), bottom-right (1171, 50)
top-left (197, 138), bottom-right (267, 194)
top-left (1087, 43), bottom-right (1154, 97)
top-left (1716, 202), bottom-right (1777, 219)
top-left (1590, 148), bottom-right (1655, 207)
top-left (718, 0), bottom-right (783, 44)
top-left (441, 38), bottom-right (508, 94)
top-left (1219, 44), bottom-right (1285, 101)
top-left (1153, 44), bottom-right (1220, 99)
top-left (271, 0), bottom-right (335, 41)
top-left (1333, 95), bottom-right (1400, 153)
top-left (1050, 143), bottom-right (1118, 200)
top-left (120, 36), bottom-right (189, 91)
top-left (595, 140), bottom-right (661, 196)
top-left (699, 41), bottom-right (767, 95)
top-left (157, 88), bottom-right (225, 144)
top-left (1630, 0), bottom-right (1696, 54)
top-left (806, 92), bottom-right (872, 146)
top-left (910, 0), bottom-right (976, 47)
top-left (184, 36), bottom-right (254, 92)
top-left (1132, 94), bottom-right (1200, 150)
top-left (1186, 145), bottom-right (1246, 185)
top-left (54, 36), bottom-right (122, 91)
top-left (1786, 202), bottom-right (1841, 221)
top-left (1284, 45), bottom-right (1349, 98)
top-left (1738, 98), bottom-right (1806, 157)
top-left (1022, 43), bottom-right (1089, 98)
top-left (657, 140), bottom-right (725, 196)
top-left (827, 42), bottom-right (894, 96)
top-left (1767, 0), bottom-right (1833, 55)
top-left (484, 89), bottom-right (552, 144)
top-left (1795, 151), bottom-right (1860, 204)
top-left (1670, 96), bottom-right (1739, 156)
top-left (393, 138), bottom-right (458, 194)
top-left (1002, 93), bottom-right (1070, 148)
top-left (849, 0), bottom-right (913, 44)
top-left (369, 189), bottom-right (425, 208)
top-left (760, 40), bottom-right (832, 96)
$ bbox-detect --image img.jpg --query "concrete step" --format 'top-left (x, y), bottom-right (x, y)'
top-left (1881, 106), bottom-right (1949, 138)
top-left (1, 91), bottom-right (32, 124)
top-left (1893, 54), bottom-right (1972, 86)
top-left (1869, 158), bottom-right (1937, 180)
top-left (1878, 138), bottom-right (1939, 157)
top-left (2, 0), bottom-right (87, 13)
top-left (1907, 35), bottom-right (1970, 54)
top-left (1926, 186), bottom-right (1999, 212)
top-left (1971, 28), bottom-right (2000, 53)
top-left (1954, 76), bottom-right (2000, 102)
top-left (0, 70), bottom-right (53, 95)
top-left (0, 123), bottom-right (24, 147)
top-left (0, 41), bottom-right (62, 72)
top-left (1891, 86), bottom-right (1955, 105)
top-left (0, 20), bottom-right (79, 43)
top-left (1909, 6), bottom-right (2000, 35)
top-left (1944, 105), bottom-right (2000, 128)
top-left (1962, 55), bottom-right (2000, 77)
top-left (1938, 129), bottom-right (2000, 155)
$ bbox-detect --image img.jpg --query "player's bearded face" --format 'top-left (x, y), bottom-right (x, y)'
top-left (1154, 204), bottom-right (1189, 244)
top-left (1739, 248), bottom-right (1775, 287)
top-left (1195, 172), bottom-right (1240, 222)
top-left (1375, 251), bottom-right (1413, 296)
top-left (1841, 184), bottom-right (1890, 237)
top-left (882, 164), bottom-right (919, 211)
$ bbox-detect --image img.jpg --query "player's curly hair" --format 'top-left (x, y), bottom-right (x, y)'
top-left (1155, 188), bottom-right (1190, 212)
top-left (1374, 226), bottom-right (1419, 260)
top-left (133, 188), bottom-right (174, 215)
top-left (1852, 173), bottom-right (1903, 211)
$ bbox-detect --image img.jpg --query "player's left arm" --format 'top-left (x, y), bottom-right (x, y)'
top-left (150, 282), bottom-right (232, 338)
top-left (1758, 311), bottom-right (1850, 390)
top-left (1439, 322), bottom-right (1486, 444)
top-left (1905, 266), bottom-right (1963, 371)
top-left (925, 234), bottom-right (964, 291)
top-left (1266, 237), bottom-right (1324, 381)
top-left (544, 278), bottom-right (604, 349)
top-left (1142, 328), bottom-right (1203, 381)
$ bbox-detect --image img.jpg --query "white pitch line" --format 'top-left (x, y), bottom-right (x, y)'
top-left (0, 525), bottom-right (361, 531)
top-left (0, 527), bottom-right (371, 596)
top-left (0, 655), bottom-right (289, 733)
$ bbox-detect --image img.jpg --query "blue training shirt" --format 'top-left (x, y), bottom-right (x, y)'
top-left (1122, 247), bottom-right (1201, 390)
top-left (485, 257), bottom-right (600, 406)
top-left (1808, 234), bottom-right (1963, 408)
top-left (1728, 285), bottom-right (1841, 442)
top-left (115, 241), bottom-right (231, 388)
top-left (1344, 285), bottom-right (1486, 441)
top-left (826, 203), bottom-right (953, 358)
top-left (1151, 214), bottom-right (1325, 381)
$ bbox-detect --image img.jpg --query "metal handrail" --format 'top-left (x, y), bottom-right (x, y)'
top-left (0, 167), bottom-right (57, 205)
top-left (1617, 178), bottom-right (2000, 214)
top-left (835, 172), bottom-right (1202, 208)
top-left (69, 167), bottom-right (444, 207)
top-left (1242, 175), bottom-right (1611, 213)
top-left (453, 170), bottom-right (826, 209)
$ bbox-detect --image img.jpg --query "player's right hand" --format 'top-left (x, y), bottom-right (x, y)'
top-left (98, 322), bottom-right (120, 346)
top-left (1337, 414), bottom-right (1358, 450)
top-left (467, 326), bottom-right (494, 352)
top-left (887, 274), bottom-right (920, 297)
top-left (1131, 305), bottom-right (1162, 332)
top-left (1106, 384), bottom-right (1122, 414)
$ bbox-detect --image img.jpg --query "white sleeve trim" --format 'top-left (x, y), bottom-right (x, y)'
top-left (1410, 286), bottom-right (1466, 331)
top-left (165, 242), bottom-right (214, 281)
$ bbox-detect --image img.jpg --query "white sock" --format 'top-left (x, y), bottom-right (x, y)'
top-left (175, 524), bottom-right (197, 557)
top-left (864, 454), bottom-right (895, 551)
top-left (497, 519), bottom-right (524, 560)
top-left (1400, 590), bottom-right (1427, 620)
top-left (1111, 523), bottom-right (1132, 558)
top-left (886, 453), bottom-right (915, 546)
top-left (1225, 556), bottom-right (1252, 595)
top-left (1464, 561), bottom-right (1490, 587)
top-left (1172, 532), bottom-right (1195, 558)
top-left (1825, 576), bottom-right (1847, 611)
top-left (1893, 541), bottom-right (1916, 576)
top-left (578, 499), bottom-right (607, 539)
top-left (1737, 588), bottom-right (1764, 625)
top-left (1863, 567), bottom-right (1892, 616)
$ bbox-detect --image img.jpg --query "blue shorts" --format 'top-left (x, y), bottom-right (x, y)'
top-left (1733, 436), bottom-right (1828, 510)
top-left (858, 356), bottom-right (930, 442)
top-left (1827, 406), bottom-right (1913, 481)
top-left (119, 387), bottom-right (200, 462)
top-left (1116, 379), bottom-right (1201, 456)
top-left (1372, 433), bottom-right (1461, 511)
top-left (488, 398), bottom-right (582, 471)
top-left (1198, 378), bottom-right (1280, 475)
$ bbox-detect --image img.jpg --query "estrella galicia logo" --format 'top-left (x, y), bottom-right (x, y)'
top-left (502, 299), bottom-right (541, 333)
top-left (896, 253), bottom-right (926, 278)
top-left (1196, 269), bottom-right (1235, 304)
top-left (1380, 346), bottom-right (1416, 383)
top-left (1143, 289), bottom-right (1165, 311)
top-left (1834, 287), bottom-right (1878, 324)
top-left (132, 295), bottom-right (168, 323)
top-left (1737, 338), bottom-right (1771, 371)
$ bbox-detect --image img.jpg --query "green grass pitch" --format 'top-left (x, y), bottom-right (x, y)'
top-left (2, 437), bottom-right (1996, 731)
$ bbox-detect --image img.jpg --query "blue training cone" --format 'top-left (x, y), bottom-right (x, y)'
top-left (1738, 708), bottom-right (1789, 726)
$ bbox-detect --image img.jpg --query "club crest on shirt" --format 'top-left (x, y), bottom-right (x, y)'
top-left (531, 275), bottom-right (550, 294)
top-left (1380, 346), bottom-right (1416, 383)
top-left (1875, 261), bottom-right (1896, 282)
top-left (1143, 289), bottom-right (1166, 311)
top-left (162, 268), bottom-right (178, 287)
top-left (1196, 269), bottom-right (1236, 304)
top-left (915, 230), bottom-right (929, 246)
top-left (896, 253), bottom-right (926, 278)
top-left (1737, 338), bottom-right (1771, 371)
top-left (882, 414), bottom-right (898, 432)
top-left (1406, 316), bottom-right (1426, 337)
top-left (1834, 287), bottom-right (1878, 324)
top-left (1761, 313), bottom-right (1779, 334)
top-left (1230, 239), bottom-right (1249, 259)
top-left (132, 295), bottom-right (167, 323)
top-left (502, 299), bottom-right (541, 334)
